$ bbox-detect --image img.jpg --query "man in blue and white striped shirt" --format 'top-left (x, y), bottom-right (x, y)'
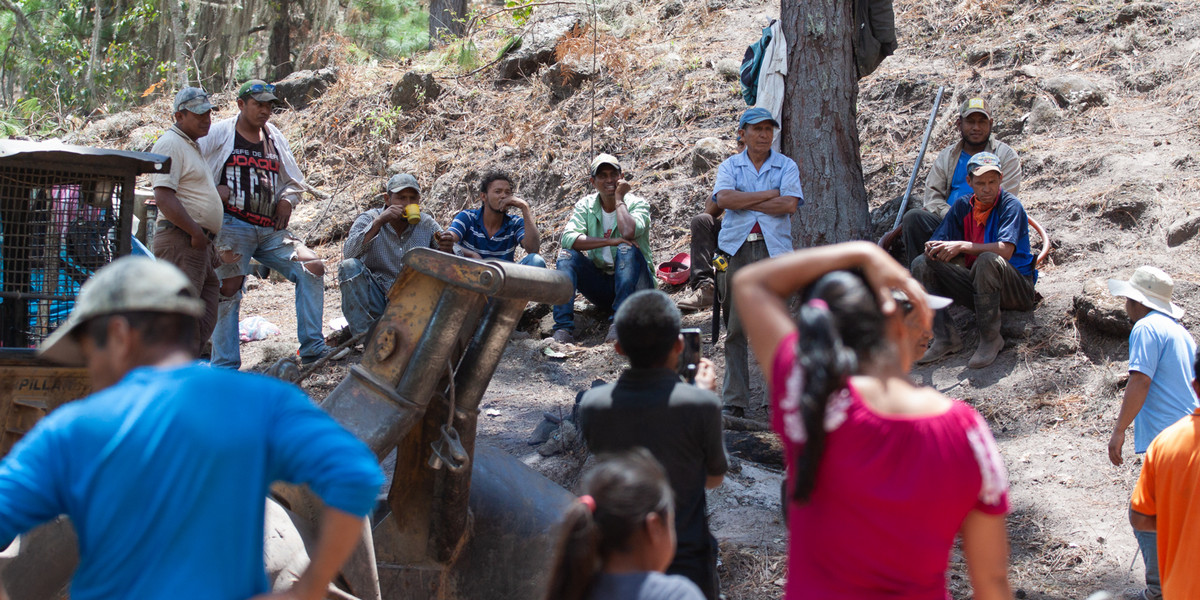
top-left (439, 171), bottom-right (545, 267)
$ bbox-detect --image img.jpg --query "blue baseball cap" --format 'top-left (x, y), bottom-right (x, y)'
top-left (173, 87), bottom-right (214, 114)
top-left (738, 107), bottom-right (779, 130)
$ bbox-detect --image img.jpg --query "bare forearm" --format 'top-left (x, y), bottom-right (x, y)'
top-left (1115, 375), bottom-right (1151, 433)
top-left (960, 241), bottom-right (1014, 260)
top-left (153, 187), bottom-right (205, 237)
top-left (961, 511), bottom-right (1012, 600)
top-left (735, 241), bottom-right (880, 299)
top-left (716, 189), bottom-right (779, 210)
top-left (614, 201), bottom-right (637, 240)
top-left (1130, 507), bottom-right (1156, 532)
top-left (290, 508), bottom-right (365, 600)
top-left (754, 196), bottom-right (799, 216)
top-left (521, 208), bottom-right (541, 253)
top-left (569, 236), bottom-right (619, 251)
top-left (703, 197), bottom-right (724, 218)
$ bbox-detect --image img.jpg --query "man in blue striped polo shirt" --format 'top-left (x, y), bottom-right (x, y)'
top-left (438, 171), bottom-right (544, 267)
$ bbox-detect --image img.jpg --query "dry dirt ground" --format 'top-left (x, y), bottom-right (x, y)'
top-left (62, 0), bottom-right (1200, 598)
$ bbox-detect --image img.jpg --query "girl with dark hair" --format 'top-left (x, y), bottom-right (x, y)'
top-left (543, 449), bottom-right (705, 600)
top-left (734, 241), bottom-right (1012, 599)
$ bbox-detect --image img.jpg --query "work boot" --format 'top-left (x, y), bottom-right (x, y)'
top-left (551, 329), bottom-right (575, 344)
top-left (968, 293), bottom-right (1004, 369)
top-left (917, 310), bottom-right (962, 364)
top-left (678, 282), bottom-right (715, 312)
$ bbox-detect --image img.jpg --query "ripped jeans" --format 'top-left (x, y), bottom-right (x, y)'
top-left (211, 215), bottom-right (328, 369)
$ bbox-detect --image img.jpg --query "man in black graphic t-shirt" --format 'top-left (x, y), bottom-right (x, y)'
top-left (198, 79), bottom-right (332, 368)
top-left (220, 135), bottom-right (280, 226)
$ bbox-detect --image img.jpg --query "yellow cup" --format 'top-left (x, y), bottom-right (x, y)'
top-left (403, 203), bottom-right (421, 224)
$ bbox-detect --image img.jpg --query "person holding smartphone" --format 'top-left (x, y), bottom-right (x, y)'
top-left (576, 290), bottom-right (729, 600)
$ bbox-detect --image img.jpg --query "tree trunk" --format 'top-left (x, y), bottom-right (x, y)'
top-left (780, 0), bottom-right (869, 247)
top-left (428, 0), bottom-right (467, 47)
top-left (269, 0), bottom-right (294, 80)
top-left (167, 0), bottom-right (189, 87)
top-left (85, 0), bottom-right (102, 106)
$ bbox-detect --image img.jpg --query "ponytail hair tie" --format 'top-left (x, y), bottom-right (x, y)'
top-left (806, 298), bottom-right (829, 311)
top-left (578, 495), bottom-right (597, 513)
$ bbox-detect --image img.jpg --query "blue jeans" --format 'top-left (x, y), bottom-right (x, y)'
top-left (338, 258), bottom-right (388, 338)
top-left (551, 246), bottom-right (652, 331)
top-left (212, 216), bottom-right (328, 368)
top-left (339, 253), bottom-right (545, 337)
top-left (1135, 529), bottom-right (1162, 599)
top-left (518, 253), bottom-right (547, 269)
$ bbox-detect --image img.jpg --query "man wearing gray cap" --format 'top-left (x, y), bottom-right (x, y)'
top-left (911, 152), bottom-right (1037, 369)
top-left (199, 78), bottom-right (332, 368)
top-left (713, 107), bottom-right (804, 418)
top-left (339, 173), bottom-right (445, 338)
top-left (148, 86), bottom-right (224, 356)
top-left (882, 96), bottom-right (1023, 270)
top-left (0, 256), bottom-right (384, 600)
top-left (1107, 266), bottom-right (1198, 600)
top-left (551, 153), bottom-right (654, 344)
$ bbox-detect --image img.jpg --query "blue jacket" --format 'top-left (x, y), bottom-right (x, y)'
top-left (931, 190), bottom-right (1037, 281)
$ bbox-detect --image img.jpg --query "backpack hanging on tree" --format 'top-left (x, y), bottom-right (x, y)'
top-left (739, 20), bottom-right (776, 106)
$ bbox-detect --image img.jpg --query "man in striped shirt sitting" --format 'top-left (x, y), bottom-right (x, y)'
top-left (437, 171), bottom-right (544, 267)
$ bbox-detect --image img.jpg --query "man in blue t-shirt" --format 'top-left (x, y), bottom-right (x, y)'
top-left (881, 97), bottom-right (1023, 270)
top-left (911, 152), bottom-right (1037, 369)
top-left (1106, 265), bottom-right (1198, 600)
top-left (0, 257), bottom-right (384, 600)
top-left (437, 171), bottom-right (544, 267)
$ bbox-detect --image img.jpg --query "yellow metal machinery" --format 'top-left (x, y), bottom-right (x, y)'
top-left (1, 246), bottom-right (578, 600)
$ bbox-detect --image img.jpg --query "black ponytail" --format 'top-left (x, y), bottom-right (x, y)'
top-left (791, 271), bottom-right (888, 504)
top-left (543, 449), bottom-right (674, 600)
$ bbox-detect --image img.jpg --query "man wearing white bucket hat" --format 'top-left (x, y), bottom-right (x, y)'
top-left (1107, 265), bottom-right (1198, 600)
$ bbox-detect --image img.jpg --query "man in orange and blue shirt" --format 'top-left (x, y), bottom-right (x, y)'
top-left (911, 152), bottom-right (1037, 369)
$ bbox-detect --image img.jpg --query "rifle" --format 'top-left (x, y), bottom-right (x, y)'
top-left (891, 85), bottom-right (945, 230)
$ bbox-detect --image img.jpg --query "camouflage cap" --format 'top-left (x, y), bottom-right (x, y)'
top-left (38, 256), bottom-right (205, 366)
top-left (173, 87), bottom-right (214, 114)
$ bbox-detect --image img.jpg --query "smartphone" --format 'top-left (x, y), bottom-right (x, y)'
top-left (679, 328), bottom-right (702, 384)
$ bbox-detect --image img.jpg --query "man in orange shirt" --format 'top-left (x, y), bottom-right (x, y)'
top-left (1130, 353), bottom-right (1200, 600)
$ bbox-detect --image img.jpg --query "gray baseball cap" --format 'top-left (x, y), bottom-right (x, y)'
top-left (38, 257), bottom-right (206, 366)
top-left (387, 173), bottom-right (421, 194)
top-left (173, 87), bottom-right (214, 114)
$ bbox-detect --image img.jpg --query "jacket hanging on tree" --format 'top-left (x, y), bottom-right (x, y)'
top-left (853, 0), bottom-right (897, 78)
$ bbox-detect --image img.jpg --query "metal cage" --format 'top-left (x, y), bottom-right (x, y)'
top-left (0, 141), bottom-right (168, 351)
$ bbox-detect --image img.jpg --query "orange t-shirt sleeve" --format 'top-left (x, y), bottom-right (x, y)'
top-left (1131, 447), bottom-right (1158, 517)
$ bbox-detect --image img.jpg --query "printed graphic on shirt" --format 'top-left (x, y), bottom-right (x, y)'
top-left (221, 131), bottom-right (280, 227)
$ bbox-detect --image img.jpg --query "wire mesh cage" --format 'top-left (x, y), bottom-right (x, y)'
top-left (0, 141), bottom-right (168, 351)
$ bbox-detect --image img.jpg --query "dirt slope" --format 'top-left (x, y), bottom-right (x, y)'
top-left (59, 0), bottom-right (1200, 598)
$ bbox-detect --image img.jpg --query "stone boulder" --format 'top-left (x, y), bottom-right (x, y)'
top-left (497, 14), bottom-right (583, 80)
top-left (542, 61), bottom-right (594, 103)
top-left (390, 71), bottom-right (442, 110)
top-left (1024, 96), bottom-right (1062, 133)
top-left (714, 58), bottom-right (741, 81)
top-left (1167, 214), bottom-right (1200, 247)
top-left (1040, 75), bottom-right (1107, 109)
top-left (1073, 278), bottom-right (1132, 338)
top-left (273, 67), bottom-right (338, 110)
top-left (691, 137), bottom-right (726, 175)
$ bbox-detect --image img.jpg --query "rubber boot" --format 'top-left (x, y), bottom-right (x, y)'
top-left (968, 293), bottom-right (1004, 369)
top-left (917, 309), bottom-right (962, 364)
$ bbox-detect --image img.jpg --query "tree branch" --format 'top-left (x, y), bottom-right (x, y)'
top-left (0, 0), bottom-right (43, 47)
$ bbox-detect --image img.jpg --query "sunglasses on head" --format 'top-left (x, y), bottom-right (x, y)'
top-left (242, 82), bottom-right (276, 96)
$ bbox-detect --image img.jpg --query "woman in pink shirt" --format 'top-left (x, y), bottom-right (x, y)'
top-left (733, 241), bottom-right (1012, 599)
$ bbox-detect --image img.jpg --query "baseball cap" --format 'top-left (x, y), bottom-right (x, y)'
top-left (238, 79), bottom-right (279, 103)
top-left (38, 257), bottom-right (206, 366)
top-left (959, 97), bottom-right (991, 119)
top-left (173, 87), bottom-right (214, 114)
top-left (738, 107), bottom-right (779, 130)
top-left (590, 153), bottom-right (622, 176)
top-left (386, 173), bottom-right (421, 194)
top-left (966, 152), bottom-right (1003, 177)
